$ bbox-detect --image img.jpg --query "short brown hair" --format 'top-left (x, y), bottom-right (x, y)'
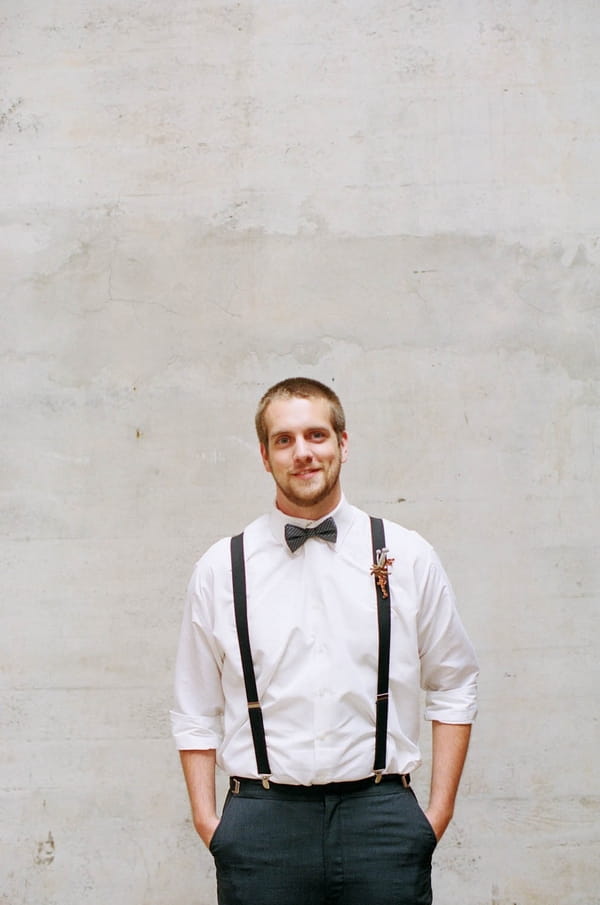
top-left (255, 377), bottom-right (346, 448)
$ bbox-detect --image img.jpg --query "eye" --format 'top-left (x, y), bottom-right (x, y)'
top-left (310, 430), bottom-right (327, 440)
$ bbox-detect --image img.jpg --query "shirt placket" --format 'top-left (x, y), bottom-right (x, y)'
top-left (303, 543), bottom-right (335, 782)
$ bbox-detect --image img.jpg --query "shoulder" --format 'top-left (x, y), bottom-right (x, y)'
top-left (362, 509), bottom-right (443, 582)
top-left (190, 513), bottom-right (272, 579)
top-left (186, 537), bottom-right (230, 599)
top-left (372, 515), bottom-right (455, 598)
top-left (341, 504), bottom-right (435, 572)
top-left (380, 516), bottom-right (434, 560)
top-left (348, 504), bottom-right (434, 557)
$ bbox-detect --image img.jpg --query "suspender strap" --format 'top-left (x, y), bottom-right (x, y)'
top-left (230, 533), bottom-right (271, 780)
top-left (370, 516), bottom-right (391, 776)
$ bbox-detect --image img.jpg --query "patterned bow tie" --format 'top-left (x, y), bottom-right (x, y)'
top-left (284, 517), bottom-right (338, 553)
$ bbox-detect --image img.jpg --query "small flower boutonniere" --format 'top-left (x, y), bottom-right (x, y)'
top-left (370, 547), bottom-right (395, 598)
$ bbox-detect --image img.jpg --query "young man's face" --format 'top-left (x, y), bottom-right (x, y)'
top-left (260, 395), bottom-right (348, 520)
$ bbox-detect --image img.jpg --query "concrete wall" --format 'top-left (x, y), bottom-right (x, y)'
top-left (2, 2), bottom-right (598, 903)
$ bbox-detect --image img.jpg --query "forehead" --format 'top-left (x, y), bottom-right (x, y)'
top-left (263, 395), bottom-right (333, 437)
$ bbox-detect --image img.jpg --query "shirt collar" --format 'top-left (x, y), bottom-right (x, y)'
top-left (269, 494), bottom-right (353, 547)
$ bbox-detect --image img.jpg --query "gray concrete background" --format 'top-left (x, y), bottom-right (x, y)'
top-left (1, 2), bottom-right (599, 903)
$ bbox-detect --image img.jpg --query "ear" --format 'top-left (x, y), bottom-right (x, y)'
top-left (260, 443), bottom-right (272, 473)
top-left (339, 431), bottom-right (349, 463)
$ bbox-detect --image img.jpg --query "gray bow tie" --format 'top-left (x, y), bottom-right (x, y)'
top-left (284, 517), bottom-right (338, 553)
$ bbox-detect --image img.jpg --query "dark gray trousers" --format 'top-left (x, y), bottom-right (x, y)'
top-left (209, 778), bottom-right (437, 905)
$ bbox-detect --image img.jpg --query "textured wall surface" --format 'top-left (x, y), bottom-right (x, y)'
top-left (1, 2), bottom-right (599, 904)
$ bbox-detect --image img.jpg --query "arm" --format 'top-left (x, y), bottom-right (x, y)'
top-left (172, 554), bottom-right (228, 847)
top-left (180, 749), bottom-right (220, 848)
top-left (425, 720), bottom-right (472, 841)
top-left (416, 548), bottom-right (478, 841)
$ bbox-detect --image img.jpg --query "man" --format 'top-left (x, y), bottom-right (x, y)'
top-left (171, 377), bottom-right (478, 905)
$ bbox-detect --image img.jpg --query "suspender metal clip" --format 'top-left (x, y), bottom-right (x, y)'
top-left (261, 775), bottom-right (271, 789)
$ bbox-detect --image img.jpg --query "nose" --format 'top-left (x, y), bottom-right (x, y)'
top-left (293, 436), bottom-right (313, 462)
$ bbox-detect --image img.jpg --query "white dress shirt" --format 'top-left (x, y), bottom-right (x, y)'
top-left (170, 497), bottom-right (478, 785)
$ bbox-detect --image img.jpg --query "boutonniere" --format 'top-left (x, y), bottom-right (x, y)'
top-left (370, 547), bottom-right (394, 598)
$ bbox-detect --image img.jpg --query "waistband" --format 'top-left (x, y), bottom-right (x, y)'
top-left (229, 773), bottom-right (410, 798)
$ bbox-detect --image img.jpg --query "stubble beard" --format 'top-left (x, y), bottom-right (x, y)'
top-left (273, 453), bottom-right (343, 512)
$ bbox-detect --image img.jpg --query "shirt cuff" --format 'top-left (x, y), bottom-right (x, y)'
top-left (169, 710), bottom-right (223, 750)
top-left (424, 683), bottom-right (478, 724)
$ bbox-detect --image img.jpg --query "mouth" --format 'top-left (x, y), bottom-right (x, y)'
top-left (291, 468), bottom-right (321, 479)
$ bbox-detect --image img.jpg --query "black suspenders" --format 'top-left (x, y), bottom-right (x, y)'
top-left (230, 532), bottom-right (272, 783)
top-left (229, 517), bottom-right (391, 785)
top-left (370, 516), bottom-right (391, 780)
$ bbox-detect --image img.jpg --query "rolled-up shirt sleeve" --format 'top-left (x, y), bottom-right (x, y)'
top-left (170, 557), bottom-right (225, 750)
top-left (417, 550), bottom-right (479, 724)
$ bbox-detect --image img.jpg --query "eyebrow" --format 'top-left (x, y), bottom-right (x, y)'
top-left (270, 425), bottom-right (331, 440)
